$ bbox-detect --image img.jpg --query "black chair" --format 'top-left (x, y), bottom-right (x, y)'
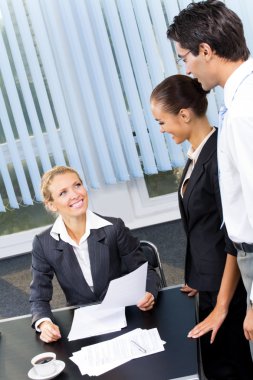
top-left (140, 240), bottom-right (167, 288)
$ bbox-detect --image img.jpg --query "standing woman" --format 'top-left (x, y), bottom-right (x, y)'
top-left (150, 75), bottom-right (253, 379)
top-left (30, 166), bottom-right (159, 343)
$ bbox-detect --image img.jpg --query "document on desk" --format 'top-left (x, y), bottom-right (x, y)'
top-left (70, 327), bottom-right (165, 376)
top-left (68, 305), bottom-right (126, 341)
top-left (68, 263), bottom-right (147, 341)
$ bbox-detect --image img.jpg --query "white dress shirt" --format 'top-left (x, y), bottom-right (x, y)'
top-left (35, 210), bottom-right (112, 331)
top-left (218, 57), bottom-right (253, 244)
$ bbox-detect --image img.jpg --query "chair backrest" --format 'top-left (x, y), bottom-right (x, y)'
top-left (140, 240), bottom-right (167, 288)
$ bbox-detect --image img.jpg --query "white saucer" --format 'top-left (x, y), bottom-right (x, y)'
top-left (28, 360), bottom-right (65, 380)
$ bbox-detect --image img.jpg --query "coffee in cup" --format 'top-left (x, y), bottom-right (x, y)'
top-left (31, 352), bottom-right (56, 377)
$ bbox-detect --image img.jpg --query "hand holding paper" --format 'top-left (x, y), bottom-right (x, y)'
top-left (68, 263), bottom-right (148, 341)
top-left (100, 262), bottom-right (147, 308)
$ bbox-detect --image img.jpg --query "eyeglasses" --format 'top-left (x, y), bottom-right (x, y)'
top-left (176, 50), bottom-right (192, 64)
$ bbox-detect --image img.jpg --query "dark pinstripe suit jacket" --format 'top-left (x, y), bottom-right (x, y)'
top-left (30, 215), bottom-right (160, 326)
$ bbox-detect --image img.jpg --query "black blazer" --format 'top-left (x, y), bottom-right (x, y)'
top-left (30, 216), bottom-right (160, 326)
top-left (178, 129), bottom-right (236, 292)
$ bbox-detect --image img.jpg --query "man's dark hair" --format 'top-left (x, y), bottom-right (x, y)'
top-left (167, 0), bottom-right (249, 61)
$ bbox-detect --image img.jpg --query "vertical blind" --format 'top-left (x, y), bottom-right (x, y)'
top-left (0, 0), bottom-right (252, 212)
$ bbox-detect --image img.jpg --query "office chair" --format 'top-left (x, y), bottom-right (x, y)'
top-left (140, 240), bottom-right (167, 288)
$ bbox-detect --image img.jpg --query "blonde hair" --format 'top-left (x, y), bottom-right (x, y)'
top-left (41, 166), bottom-right (82, 203)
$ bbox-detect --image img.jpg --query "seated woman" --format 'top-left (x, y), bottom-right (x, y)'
top-left (30, 166), bottom-right (160, 343)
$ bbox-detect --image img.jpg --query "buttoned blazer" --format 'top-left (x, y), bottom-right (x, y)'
top-left (178, 129), bottom-right (236, 291)
top-left (30, 215), bottom-right (160, 326)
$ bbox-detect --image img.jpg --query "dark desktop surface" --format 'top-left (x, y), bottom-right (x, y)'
top-left (0, 287), bottom-right (199, 380)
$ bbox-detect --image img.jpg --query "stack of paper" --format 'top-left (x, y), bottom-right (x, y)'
top-left (69, 328), bottom-right (166, 376)
top-left (68, 263), bottom-right (147, 341)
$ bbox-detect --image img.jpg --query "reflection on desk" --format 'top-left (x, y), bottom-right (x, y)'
top-left (0, 286), bottom-right (200, 380)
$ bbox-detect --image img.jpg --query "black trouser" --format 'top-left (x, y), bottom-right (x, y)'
top-left (199, 280), bottom-right (253, 380)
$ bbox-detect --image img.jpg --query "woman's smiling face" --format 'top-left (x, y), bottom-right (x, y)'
top-left (46, 172), bottom-right (88, 219)
top-left (151, 101), bottom-right (190, 144)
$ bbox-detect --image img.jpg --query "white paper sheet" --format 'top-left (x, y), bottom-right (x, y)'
top-left (100, 262), bottom-right (147, 308)
top-left (68, 305), bottom-right (126, 341)
top-left (67, 263), bottom-right (148, 341)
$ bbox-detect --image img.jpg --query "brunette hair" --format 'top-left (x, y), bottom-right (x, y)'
top-left (167, 0), bottom-right (249, 61)
top-left (41, 166), bottom-right (82, 203)
top-left (151, 75), bottom-right (209, 116)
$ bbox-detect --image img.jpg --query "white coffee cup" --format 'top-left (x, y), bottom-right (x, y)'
top-left (31, 352), bottom-right (56, 377)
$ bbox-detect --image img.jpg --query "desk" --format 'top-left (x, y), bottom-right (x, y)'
top-left (0, 287), bottom-right (199, 380)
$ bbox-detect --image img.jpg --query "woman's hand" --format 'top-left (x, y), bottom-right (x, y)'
top-left (187, 304), bottom-right (228, 343)
top-left (137, 292), bottom-right (155, 311)
top-left (243, 308), bottom-right (253, 340)
top-left (39, 320), bottom-right (61, 343)
top-left (180, 284), bottom-right (198, 297)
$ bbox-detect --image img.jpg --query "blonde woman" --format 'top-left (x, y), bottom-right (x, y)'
top-left (30, 166), bottom-right (159, 343)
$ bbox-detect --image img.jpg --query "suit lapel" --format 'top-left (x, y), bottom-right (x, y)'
top-left (53, 227), bottom-right (111, 300)
top-left (178, 158), bottom-right (191, 191)
top-left (88, 228), bottom-right (110, 298)
top-left (178, 159), bottom-right (192, 230)
top-left (54, 239), bottom-right (95, 299)
top-left (181, 130), bottom-right (217, 220)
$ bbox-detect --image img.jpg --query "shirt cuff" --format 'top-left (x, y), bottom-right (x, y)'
top-left (35, 317), bottom-right (52, 332)
top-left (250, 282), bottom-right (253, 302)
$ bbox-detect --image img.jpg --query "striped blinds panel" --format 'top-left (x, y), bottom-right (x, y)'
top-left (2, 0), bottom-right (246, 211)
top-left (226, 0), bottom-right (253, 54)
top-left (0, 144), bottom-right (18, 210)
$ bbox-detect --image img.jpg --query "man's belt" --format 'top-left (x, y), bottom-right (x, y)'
top-left (233, 242), bottom-right (253, 253)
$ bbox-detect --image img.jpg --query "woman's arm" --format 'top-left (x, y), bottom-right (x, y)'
top-left (116, 218), bottom-right (160, 300)
top-left (188, 253), bottom-right (240, 343)
top-left (30, 235), bottom-right (55, 327)
top-left (188, 151), bottom-right (240, 342)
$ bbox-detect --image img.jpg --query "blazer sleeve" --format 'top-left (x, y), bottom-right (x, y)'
top-left (211, 155), bottom-right (237, 256)
top-left (29, 234), bottom-right (56, 327)
top-left (115, 218), bottom-right (160, 298)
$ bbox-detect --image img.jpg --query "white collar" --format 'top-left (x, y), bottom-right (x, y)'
top-left (187, 127), bottom-right (215, 164)
top-left (224, 57), bottom-right (253, 108)
top-left (50, 209), bottom-right (112, 243)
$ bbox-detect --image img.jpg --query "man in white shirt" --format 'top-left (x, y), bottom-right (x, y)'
top-left (167, 0), bottom-right (253, 344)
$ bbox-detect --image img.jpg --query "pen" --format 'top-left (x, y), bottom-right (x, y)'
top-left (130, 339), bottom-right (147, 353)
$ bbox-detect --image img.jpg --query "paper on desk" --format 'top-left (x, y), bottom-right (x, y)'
top-left (68, 262), bottom-right (147, 341)
top-left (70, 346), bottom-right (130, 376)
top-left (68, 304), bottom-right (126, 341)
top-left (100, 262), bottom-right (148, 308)
top-left (70, 327), bottom-right (165, 376)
